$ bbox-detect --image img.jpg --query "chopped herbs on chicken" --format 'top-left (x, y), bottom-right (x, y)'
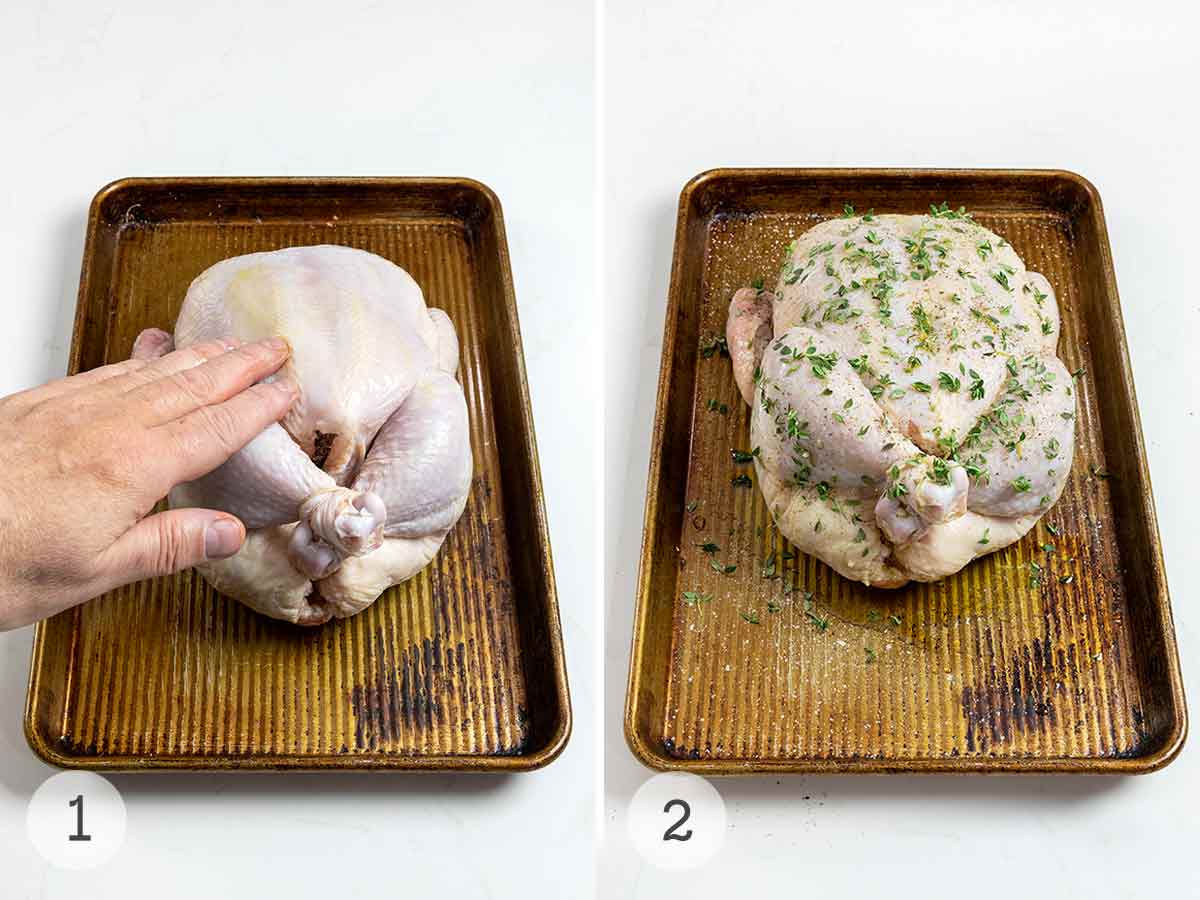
top-left (720, 207), bottom-right (1075, 588)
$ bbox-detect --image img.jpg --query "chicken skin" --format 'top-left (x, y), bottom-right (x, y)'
top-left (726, 207), bottom-right (1075, 587)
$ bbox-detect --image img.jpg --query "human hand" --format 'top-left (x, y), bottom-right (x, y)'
top-left (0, 337), bottom-right (296, 630)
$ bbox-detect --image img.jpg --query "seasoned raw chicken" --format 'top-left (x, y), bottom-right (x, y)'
top-left (134, 245), bottom-right (472, 624)
top-left (726, 207), bottom-right (1075, 587)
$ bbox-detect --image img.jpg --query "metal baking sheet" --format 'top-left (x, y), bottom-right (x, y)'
top-left (625, 168), bottom-right (1185, 773)
top-left (25, 177), bottom-right (571, 771)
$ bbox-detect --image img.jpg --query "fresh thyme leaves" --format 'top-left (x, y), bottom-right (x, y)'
top-left (700, 335), bottom-right (729, 358)
top-left (904, 236), bottom-right (939, 281)
top-left (979, 528), bottom-right (991, 545)
top-left (888, 614), bottom-right (902, 627)
top-left (1012, 475), bottom-right (1032, 493)
top-left (929, 458), bottom-right (952, 486)
top-left (864, 647), bottom-right (877, 664)
top-left (911, 381), bottom-right (932, 393)
top-left (731, 447), bottom-right (760, 464)
top-left (710, 559), bottom-right (737, 575)
top-left (1029, 560), bottom-right (1044, 589)
top-left (785, 409), bottom-right (810, 440)
top-left (730, 474), bottom-right (753, 488)
top-left (1059, 575), bottom-right (1075, 585)
top-left (805, 608), bottom-right (829, 631)
top-left (1089, 465), bottom-right (1112, 480)
top-left (706, 399), bottom-right (729, 415)
top-left (761, 555), bottom-right (777, 578)
top-left (968, 369), bottom-right (985, 400)
top-left (804, 344), bottom-right (838, 378)
top-left (1046, 523), bottom-right (1060, 537)
top-left (740, 610), bottom-right (760, 625)
top-left (751, 277), bottom-right (764, 291)
top-left (938, 372), bottom-right (961, 392)
top-left (766, 600), bottom-right (782, 614)
top-left (697, 542), bottom-right (719, 554)
top-left (682, 590), bottom-right (712, 606)
top-left (1071, 367), bottom-right (1086, 379)
top-left (929, 201), bottom-right (971, 220)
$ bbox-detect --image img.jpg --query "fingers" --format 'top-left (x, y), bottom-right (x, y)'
top-left (102, 338), bottom-right (242, 396)
top-left (127, 337), bottom-right (292, 426)
top-left (147, 378), bottom-right (299, 487)
top-left (94, 508), bottom-right (246, 588)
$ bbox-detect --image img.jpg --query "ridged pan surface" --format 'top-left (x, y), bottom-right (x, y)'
top-left (626, 169), bottom-right (1185, 773)
top-left (26, 178), bottom-right (570, 771)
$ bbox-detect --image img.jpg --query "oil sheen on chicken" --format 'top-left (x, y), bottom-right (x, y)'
top-left (725, 207), bottom-right (1075, 587)
top-left (133, 244), bottom-right (472, 625)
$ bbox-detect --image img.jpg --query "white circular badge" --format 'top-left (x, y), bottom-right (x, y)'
top-left (27, 771), bottom-right (126, 870)
top-left (626, 772), bottom-right (727, 871)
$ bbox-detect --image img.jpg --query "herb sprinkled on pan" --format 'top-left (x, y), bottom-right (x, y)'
top-left (700, 335), bottom-right (729, 358)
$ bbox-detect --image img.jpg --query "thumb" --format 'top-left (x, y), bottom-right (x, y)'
top-left (97, 509), bottom-right (245, 587)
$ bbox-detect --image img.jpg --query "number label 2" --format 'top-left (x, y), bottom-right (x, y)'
top-left (662, 798), bottom-right (692, 842)
top-left (68, 794), bottom-right (92, 842)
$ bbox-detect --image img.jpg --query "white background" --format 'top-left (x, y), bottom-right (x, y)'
top-left (0, 2), bottom-right (596, 898)
top-left (603, 0), bottom-right (1199, 897)
top-left (6, 0), bottom-right (1200, 896)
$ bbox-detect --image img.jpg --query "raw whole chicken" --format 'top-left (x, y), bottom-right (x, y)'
top-left (726, 206), bottom-right (1076, 587)
top-left (133, 245), bottom-right (472, 625)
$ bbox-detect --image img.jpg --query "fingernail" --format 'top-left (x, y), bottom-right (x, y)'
top-left (264, 336), bottom-right (290, 353)
top-left (204, 518), bottom-right (243, 560)
top-left (272, 376), bottom-right (297, 395)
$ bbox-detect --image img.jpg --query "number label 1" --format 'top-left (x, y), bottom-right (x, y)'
top-left (68, 794), bottom-right (92, 842)
top-left (662, 798), bottom-right (693, 842)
